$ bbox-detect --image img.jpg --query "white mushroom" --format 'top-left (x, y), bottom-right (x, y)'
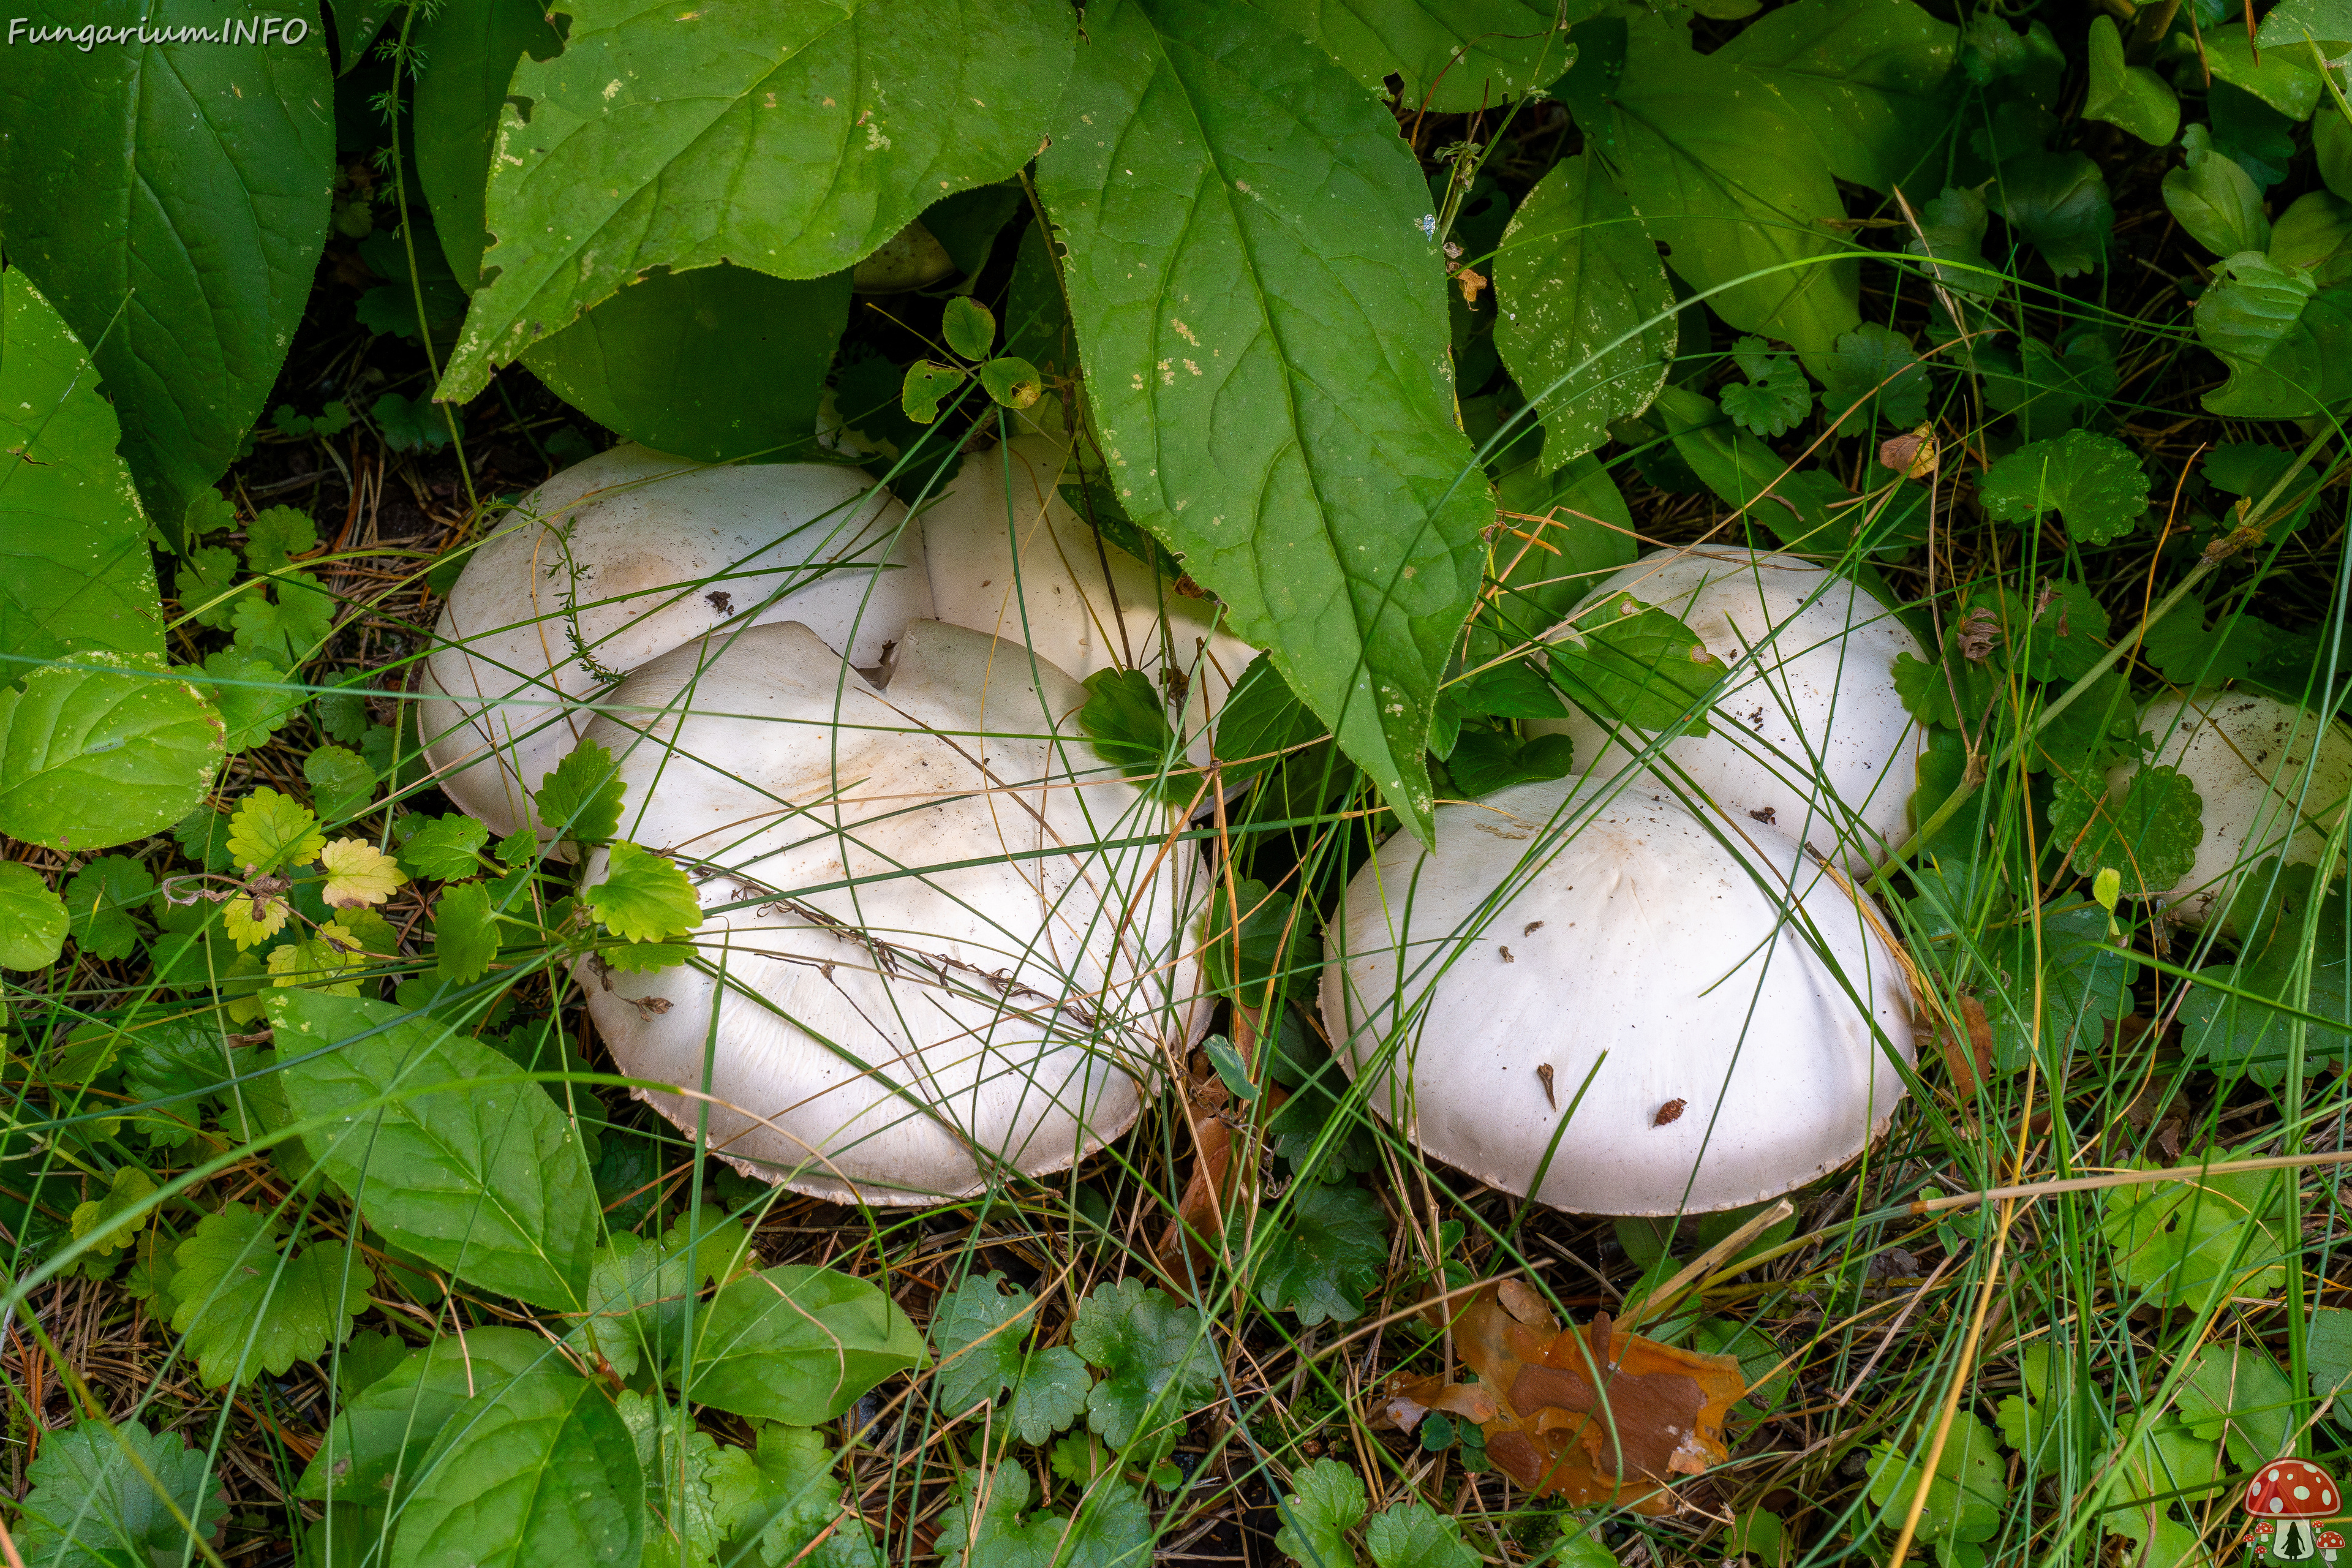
top-left (921, 436), bottom-right (1258, 771)
top-left (419, 445), bottom-right (931, 839)
top-left (1321, 775), bottom-right (1914, 1215)
top-left (1529, 548), bottom-right (1926, 870)
top-left (576, 617), bottom-right (1212, 1204)
top-left (2109, 690), bottom-right (2352, 927)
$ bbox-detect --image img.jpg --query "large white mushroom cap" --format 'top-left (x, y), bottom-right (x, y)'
top-left (2110, 690), bottom-right (2352, 927)
top-left (922, 436), bottom-right (1258, 773)
top-left (419, 445), bottom-right (932, 839)
top-left (1321, 775), bottom-right (1914, 1215)
top-left (576, 617), bottom-right (1212, 1204)
top-left (1529, 548), bottom-right (1925, 870)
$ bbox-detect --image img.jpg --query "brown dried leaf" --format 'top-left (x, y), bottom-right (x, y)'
top-left (1939, 994), bottom-right (1993, 1096)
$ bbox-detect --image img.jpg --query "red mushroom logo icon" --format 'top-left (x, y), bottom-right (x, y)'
top-left (2246, 1459), bottom-right (2345, 1560)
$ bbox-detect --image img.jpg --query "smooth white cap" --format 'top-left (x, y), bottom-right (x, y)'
top-left (1531, 548), bottom-right (1925, 870)
top-left (576, 618), bottom-right (1213, 1204)
top-left (418, 446), bottom-right (932, 839)
top-left (1321, 774), bottom-right (1913, 1215)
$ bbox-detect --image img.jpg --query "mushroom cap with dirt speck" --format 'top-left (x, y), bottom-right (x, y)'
top-left (921, 435), bottom-right (1258, 773)
top-left (1529, 548), bottom-right (1926, 871)
top-left (2109, 691), bottom-right (2352, 928)
top-left (1320, 774), bottom-right (1914, 1215)
top-left (575, 617), bottom-right (1214, 1205)
top-left (418, 445), bottom-right (931, 841)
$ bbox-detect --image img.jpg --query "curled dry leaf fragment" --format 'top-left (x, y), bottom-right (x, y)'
top-left (1879, 424), bottom-right (1937, 478)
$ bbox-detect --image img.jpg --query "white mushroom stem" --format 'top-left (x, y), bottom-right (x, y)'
top-left (2111, 690), bottom-right (2352, 927)
top-left (420, 445), bottom-right (930, 840)
top-left (922, 435), bottom-right (1259, 769)
top-left (576, 618), bottom-right (1212, 1204)
top-left (1530, 548), bottom-right (1925, 871)
top-left (1322, 774), bottom-right (1914, 1215)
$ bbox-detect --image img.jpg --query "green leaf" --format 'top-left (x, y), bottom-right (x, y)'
top-left (1989, 153), bottom-right (2114, 279)
top-left (2141, 599), bottom-right (2323, 697)
top-left (684, 1264), bottom-right (927, 1425)
top-left (537, 738), bottom-right (625, 846)
top-left (1071, 1277), bottom-right (1220, 1449)
top-left (1570, 9), bottom-right (1860, 362)
top-left (1978, 429), bottom-right (2149, 545)
top-left (2307, 1306), bottom-right (2352, 1428)
top-left (244, 506), bottom-right (318, 575)
top-left (0, 268), bottom-right (164, 669)
top-left (231, 571), bottom-right (337, 664)
top-left (1544, 589), bottom-right (1726, 738)
top-left (2200, 28), bottom-right (2324, 119)
top-left (412, 0), bottom-right (566, 289)
top-left (0, 657), bottom-right (225, 852)
top-left (1365, 1500), bottom-right (1480, 1568)
top-left (1275, 1458), bottom-right (1366, 1568)
top-left (1904, 184), bottom-right (1998, 297)
top-left (978, 355), bottom-right (1043, 410)
top-left (2271, 190), bottom-right (2352, 281)
top-left (399, 815), bottom-right (491, 881)
top-left (17, 1417), bottom-right (227, 1567)
top-left (2101, 1166), bottom-right (2288, 1308)
top-left (266, 989), bottom-right (600, 1311)
top-left (1985, 907), bottom-right (2138, 1072)
top-left (941, 296), bottom-right (997, 361)
top-left (930, 1272), bottom-right (1092, 1446)
top-left (1079, 669), bottom-right (1191, 806)
top-left (587, 842), bottom-right (704, 945)
top-left (61, 854), bottom-right (151, 961)
top-left (1443, 726), bottom-right (1578, 799)
top-left (196, 647), bottom-right (303, 753)
top-left (1199, 875), bottom-right (1310, 1007)
top-left (2083, 16), bottom-right (2180, 144)
top-left (178, 545), bottom-right (247, 631)
top-left (747, 1425), bottom-right (876, 1568)
top-left (1719, 337), bottom-right (1814, 437)
top-left (1491, 153), bottom-right (1676, 471)
top-left (297, 1327), bottom-right (555, 1503)
top-left (431, 880), bottom-right (501, 985)
top-left (2193, 252), bottom-right (2352, 418)
top-left (2182, 867), bottom-right (2352, 1085)
top-left (1244, 0), bottom-right (1580, 112)
top-left (521, 265), bottom-right (853, 464)
top-left (1817, 323), bottom-right (1929, 434)
top-left (71, 1166), bottom-right (156, 1255)
top-left (2047, 765), bottom-right (2203, 892)
top-left (228, 786), bottom-right (325, 872)
top-left (1256, 1180), bottom-right (1387, 1325)
top-left (0, 0), bottom-right (334, 527)
top-left (1652, 386), bottom-right (1867, 554)
top-left (899, 361), bottom-right (966, 425)
top-left (1711, 0), bottom-right (1960, 195)
top-left (169, 1206), bottom-right (375, 1387)
top-left (1038, 0), bottom-right (1491, 844)
top-left (2177, 1342), bottom-right (2294, 1472)
top-left (371, 393), bottom-right (450, 454)
top-left (933, 1461), bottom-right (1152, 1568)
top-left (2163, 124), bottom-right (2271, 257)
top-left (0, 861), bottom-right (67, 970)
top-left (304, 744), bottom-right (375, 826)
top-left (1211, 655), bottom-right (1326, 786)
top-left (1864, 1412), bottom-right (2006, 1547)
top-left (438, 0), bottom-right (1076, 400)
top-left (396, 1370), bottom-right (645, 1567)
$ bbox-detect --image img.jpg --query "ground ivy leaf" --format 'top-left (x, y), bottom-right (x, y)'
top-left (17, 1416), bottom-right (227, 1566)
top-left (0, 657), bottom-right (227, 852)
top-left (228, 786), bottom-right (326, 872)
top-left (1071, 1277), bottom-right (1221, 1449)
top-left (587, 842), bottom-right (704, 944)
top-left (320, 839), bottom-right (407, 910)
top-left (1978, 428), bottom-right (2149, 545)
top-left (1904, 184), bottom-right (1999, 297)
top-left (1365, 1499), bottom-right (1480, 1568)
top-left (169, 1205), bottom-right (375, 1387)
top-left (0, 861), bottom-right (67, 970)
top-left (933, 1461), bottom-right (1152, 1568)
top-left (684, 1264), bottom-right (927, 1425)
top-left (439, 0), bottom-right (1076, 399)
top-left (399, 813), bottom-right (491, 880)
top-left (1818, 323), bottom-right (1929, 434)
top-left (70, 1165), bottom-right (156, 1254)
top-left (931, 1271), bottom-right (1041, 1416)
top-left (396, 1370), bottom-right (645, 1567)
top-left (1275, 1458), bottom-right (1366, 1568)
top-left (304, 743), bottom-right (376, 823)
top-left (1864, 1411), bottom-right (2007, 1550)
top-left (197, 647), bottom-right (303, 754)
top-left (266, 988), bottom-right (600, 1311)
top-left (243, 505), bottom-right (318, 575)
top-left (432, 879), bottom-right (501, 984)
top-left (536, 738), bottom-right (627, 845)
top-left (2047, 765), bottom-right (2203, 893)
top-left (1038, 0), bottom-right (1491, 843)
top-left (1492, 153), bottom-right (1676, 471)
top-left (1989, 150), bottom-right (2114, 278)
top-left (2101, 1165), bottom-right (2288, 1308)
top-left (179, 544), bottom-right (248, 631)
top-left (1257, 1181), bottom-right (1387, 1326)
top-left (1719, 337), bottom-right (1814, 437)
top-left (230, 570), bottom-right (337, 665)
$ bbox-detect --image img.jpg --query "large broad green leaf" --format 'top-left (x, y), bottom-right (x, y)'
top-left (684, 1264), bottom-right (927, 1423)
top-left (2194, 251), bottom-right (2352, 417)
top-left (1492, 154), bottom-right (1676, 472)
top-left (0, 0), bottom-right (334, 529)
top-left (2082, 15), bottom-right (2179, 145)
top-left (266, 989), bottom-right (599, 1313)
top-left (0, 657), bottom-right (224, 851)
top-left (520, 264), bottom-right (853, 461)
top-left (297, 1328), bottom-right (557, 1502)
top-left (394, 1370), bottom-right (644, 1568)
top-left (1242, 0), bottom-right (1586, 111)
top-left (412, 0), bottom-right (566, 290)
top-left (1711, 0), bottom-right (1958, 195)
top-left (0, 270), bottom-right (163, 669)
top-left (439, 0), bottom-right (1076, 401)
top-left (1037, 0), bottom-right (1491, 842)
top-left (1569, 9), bottom-right (1860, 364)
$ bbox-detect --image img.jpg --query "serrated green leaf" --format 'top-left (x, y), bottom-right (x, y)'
top-left (2165, 124), bottom-right (2270, 257)
top-left (536, 738), bottom-right (625, 846)
top-left (2084, 16), bottom-right (2180, 144)
top-left (2048, 764), bottom-right (2203, 892)
top-left (0, 861), bottom-right (67, 970)
top-left (244, 507), bottom-right (318, 575)
top-left (2309, 1307), bottom-right (2352, 1430)
top-left (230, 571), bottom-right (336, 664)
top-left (266, 989), bottom-right (599, 1311)
top-left (1275, 1458), bottom-right (1365, 1568)
top-left (1978, 429), bottom-right (2149, 545)
top-left (396, 1369), bottom-right (645, 1567)
top-left (1864, 1412), bottom-right (2007, 1547)
top-left (0, 268), bottom-right (164, 669)
top-left (1651, 385), bottom-right (1871, 554)
top-left (1983, 907), bottom-right (2138, 1072)
top-left (61, 854), bottom-right (151, 960)
top-left (2177, 1342), bottom-right (2294, 1471)
top-left (2193, 251), bottom-right (2352, 417)
top-left (1038, 0), bottom-right (1490, 844)
top-left (587, 842), bottom-right (704, 946)
top-left (1904, 184), bottom-right (1998, 297)
top-left (399, 815), bottom-right (491, 881)
top-left (0, 657), bottom-right (225, 852)
top-left (70, 1165), bottom-right (156, 1255)
top-left (170, 1206), bottom-right (375, 1387)
top-left (1072, 1277), bottom-right (1219, 1449)
top-left (1711, 0), bottom-right (1959, 195)
top-left (1718, 337), bottom-right (1814, 437)
top-left (934, 1460), bottom-right (1152, 1568)
top-left (2101, 1166), bottom-right (2288, 1308)
top-left (228, 786), bottom-right (325, 872)
top-left (178, 544), bottom-right (247, 631)
top-left (684, 1264), bottom-right (927, 1425)
top-left (1492, 153), bottom-right (1675, 471)
top-left (1818, 323), bottom-right (1929, 434)
top-left (196, 646), bottom-right (303, 753)
top-left (439, 0), bottom-right (1076, 400)
top-left (1244, 0), bottom-right (1579, 112)
top-left (17, 1416), bottom-right (227, 1567)
top-left (1257, 1180), bottom-right (1386, 1326)
top-left (1365, 1500), bottom-right (1479, 1568)
top-left (305, 745), bottom-right (376, 825)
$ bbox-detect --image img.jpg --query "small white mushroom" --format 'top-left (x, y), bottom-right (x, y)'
top-left (576, 617), bottom-right (1212, 1204)
top-left (1529, 548), bottom-right (1926, 869)
top-left (921, 436), bottom-right (1258, 768)
top-left (1321, 775), bottom-right (1913, 1215)
top-left (2108, 690), bottom-right (2352, 927)
top-left (419, 445), bottom-right (931, 839)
